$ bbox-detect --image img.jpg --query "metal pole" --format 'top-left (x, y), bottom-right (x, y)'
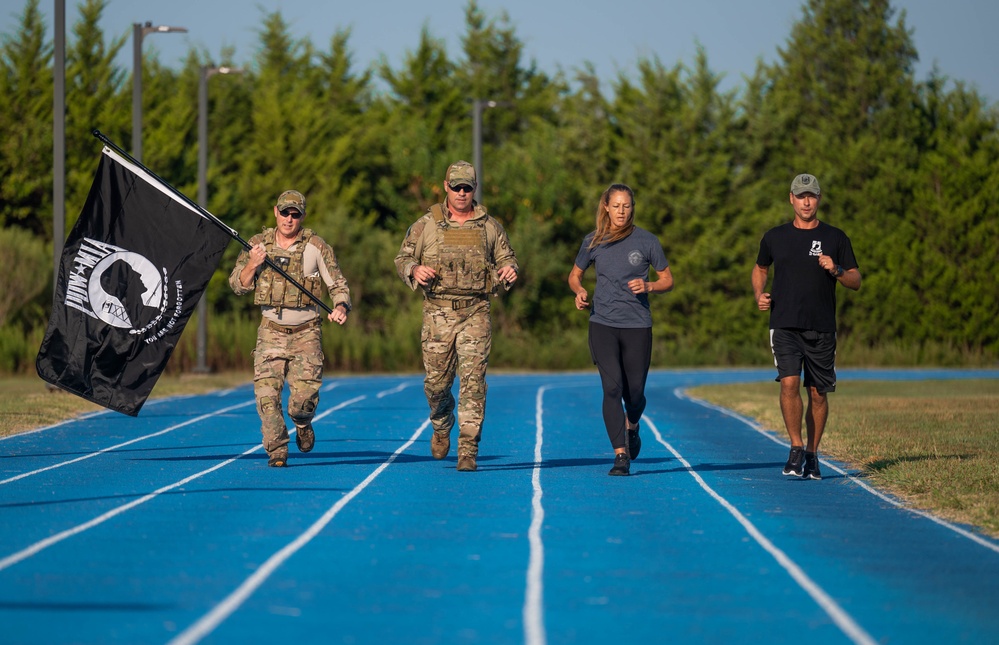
top-left (53, 0), bottom-right (65, 292)
top-left (194, 67), bottom-right (210, 372)
top-left (472, 99), bottom-right (482, 203)
top-left (194, 66), bottom-right (243, 372)
top-left (132, 22), bottom-right (143, 161)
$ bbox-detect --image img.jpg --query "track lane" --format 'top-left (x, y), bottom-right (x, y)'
top-left (0, 370), bottom-right (997, 644)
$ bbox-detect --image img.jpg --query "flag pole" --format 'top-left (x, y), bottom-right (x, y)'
top-left (91, 130), bottom-right (333, 315)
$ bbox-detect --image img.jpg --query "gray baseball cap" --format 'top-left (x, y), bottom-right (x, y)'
top-left (790, 174), bottom-right (820, 196)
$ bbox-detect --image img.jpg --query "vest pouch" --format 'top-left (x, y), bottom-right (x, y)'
top-left (437, 229), bottom-right (488, 296)
top-left (302, 274), bottom-right (325, 305)
top-left (487, 265), bottom-right (501, 294)
top-left (252, 233), bottom-right (315, 308)
top-left (253, 267), bottom-right (288, 306)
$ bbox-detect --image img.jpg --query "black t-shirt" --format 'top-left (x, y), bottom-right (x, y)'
top-left (756, 221), bottom-right (858, 332)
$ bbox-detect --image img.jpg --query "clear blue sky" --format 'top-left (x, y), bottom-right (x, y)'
top-left (2, 0), bottom-right (997, 103)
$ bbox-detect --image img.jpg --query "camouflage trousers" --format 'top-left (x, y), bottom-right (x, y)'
top-left (421, 299), bottom-right (491, 457)
top-left (252, 320), bottom-right (324, 455)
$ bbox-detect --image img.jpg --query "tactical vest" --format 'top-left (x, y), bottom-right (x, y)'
top-left (425, 204), bottom-right (494, 297)
top-left (252, 228), bottom-right (325, 310)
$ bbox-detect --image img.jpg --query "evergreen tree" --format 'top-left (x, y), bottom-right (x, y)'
top-left (310, 27), bottom-right (375, 222)
top-left (0, 0), bottom-right (52, 236)
top-left (141, 57), bottom-right (195, 188)
top-left (375, 25), bottom-right (466, 223)
top-left (64, 0), bottom-right (127, 229)
top-left (1, 0), bottom-right (997, 372)
top-left (198, 45), bottom-right (254, 237)
top-left (455, 1), bottom-right (564, 208)
top-left (908, 75), bottom-right (999, 354)
top-left (606, 50), bottom-right (753, 360)
top-left (558, 65), bottom-right (615, 221)
top-left (233, 9), bottom-right (323, 233)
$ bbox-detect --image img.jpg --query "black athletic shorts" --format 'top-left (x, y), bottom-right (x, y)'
top-left (769, 328), bottom-right (837, 393)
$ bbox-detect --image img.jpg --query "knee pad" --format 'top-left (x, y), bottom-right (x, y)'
top-left (289, 394), bottom-right (317, 421)
top-left (258, 395), bottom-right (281, 415)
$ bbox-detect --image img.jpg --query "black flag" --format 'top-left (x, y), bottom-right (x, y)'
top-left (36, 146), bottom-right (231, 416)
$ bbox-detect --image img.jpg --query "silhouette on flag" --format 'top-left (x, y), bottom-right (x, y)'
top-left (37, 146), bottom-right (231, 416)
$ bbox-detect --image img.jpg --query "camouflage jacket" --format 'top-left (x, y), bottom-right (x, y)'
top-left (229, 227), bottom-right (351, 323)
top-left (394, 201), bottom-right (518, 298)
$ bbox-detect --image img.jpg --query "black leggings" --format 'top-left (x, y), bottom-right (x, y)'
top-left (588, 321), bottom-right (653, 450)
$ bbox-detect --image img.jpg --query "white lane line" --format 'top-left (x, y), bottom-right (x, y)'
top-left (0, 400), bottom-right (257, 486)
top-left (308, 395), bottom-right (365, 425)
top-left (676, 388), bottom-right (999, 555)
top-left (167, 418), bottom-right (430, 645)
top-left (288, 395), bottom-right (366, 442)
top-left (523, 386), bottom-right (548, 645)
top-left (644, 415), bottom-right (878, 645)
top-left (0, 395), bottom-right (366, 572)
top-left (0, 442), bottom-right (260, 573)
top-left (376, 381), bottom-right (414, 398)
top-left (214, 385), bottom-right (247, 397)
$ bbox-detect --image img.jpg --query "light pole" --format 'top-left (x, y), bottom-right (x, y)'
top-left (471, 99), bottom-right (511, 203)
top-left (53, 0), bottom-right (65, 293)
top-left (194, 65), bottom-right (243, 373)
top-left (471, 99), bottom-right (497, 204)
top-left (132, 21), bottom-right (187, 161)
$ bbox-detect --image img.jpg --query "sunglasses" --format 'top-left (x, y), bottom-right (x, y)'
top-left (450, 184), bottom-right (474, 194)
top-left (278, 209), bottom-right (304, 219)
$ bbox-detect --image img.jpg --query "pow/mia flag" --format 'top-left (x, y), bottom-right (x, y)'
top-left (36, 146), bottom-right (231, 416)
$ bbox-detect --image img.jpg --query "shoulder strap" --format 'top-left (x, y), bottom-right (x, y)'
top-left (429, 203), bottom-right (447, 227)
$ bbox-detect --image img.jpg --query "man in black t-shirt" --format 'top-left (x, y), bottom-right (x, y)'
top-left (752, 174), bottom-right (862, 480)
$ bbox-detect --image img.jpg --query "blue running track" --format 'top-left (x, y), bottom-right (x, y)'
top-left (1, 368), bottom-right (998, 644)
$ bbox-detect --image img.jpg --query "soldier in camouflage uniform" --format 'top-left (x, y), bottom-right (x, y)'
top-left (394, 161), bottom-right (519, 472)
top-left (229, 190), bottom-right (351, 468)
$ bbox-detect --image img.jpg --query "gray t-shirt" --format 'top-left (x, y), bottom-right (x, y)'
top-left (574, 227), bottom-right (669, 328)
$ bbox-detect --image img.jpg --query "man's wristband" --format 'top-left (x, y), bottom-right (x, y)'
top-left (833, 265), bottom-right (844, 277)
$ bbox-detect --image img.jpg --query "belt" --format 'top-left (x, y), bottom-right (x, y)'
top-left (264, 318), bottom-right (321, 334)
top-left (425, 295), bottom-right (488, 310)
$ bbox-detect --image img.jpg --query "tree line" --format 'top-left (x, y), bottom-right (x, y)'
top-left (1, 0), bottom-right (997, 374)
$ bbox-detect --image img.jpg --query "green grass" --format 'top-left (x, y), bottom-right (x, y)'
top-left (0, 372), bottom-right (250, 438)
top-left (687, 379), bottom-right (999, 538)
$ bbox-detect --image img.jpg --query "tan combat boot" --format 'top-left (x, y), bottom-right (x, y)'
top-left (457, 453), bottom-right (477, 472)
top-left (295, 423), bottom-right (315, 453)
top-left (431, 431), bottom-right (450, 460)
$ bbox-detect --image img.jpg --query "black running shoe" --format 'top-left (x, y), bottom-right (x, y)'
top-left (628, 423), bottom-right (642, 460)
top-left (783, 446), bottom-right (805, 476)
top-left (608, 453), bottom-right (630, 476)
top-left (803, 451), bottom-right (823, 480)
